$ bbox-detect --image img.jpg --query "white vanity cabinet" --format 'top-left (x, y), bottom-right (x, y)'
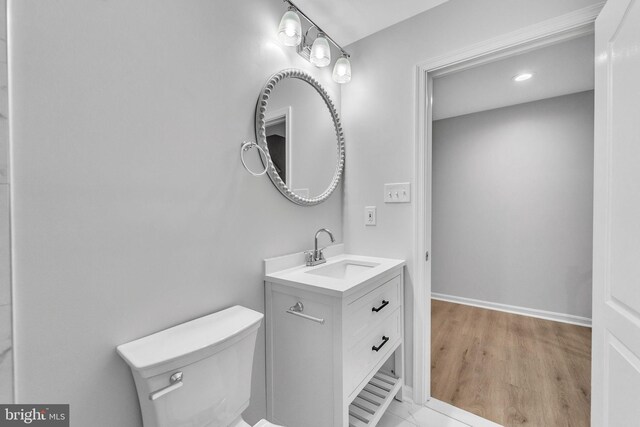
top-left (264, 251), bottom-right (405, 427)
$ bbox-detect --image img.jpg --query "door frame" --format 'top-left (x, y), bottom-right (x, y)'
top-left (265, 106), bottom-right (293, 187)
top-left (411, 2), bottom-right (605, 405)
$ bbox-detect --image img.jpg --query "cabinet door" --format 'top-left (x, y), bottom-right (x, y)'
top-left (268, 289), bottom-right (335, 427)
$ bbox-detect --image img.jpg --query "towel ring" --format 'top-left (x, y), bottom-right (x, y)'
top-left (240, 141), bottom-right (268, 176)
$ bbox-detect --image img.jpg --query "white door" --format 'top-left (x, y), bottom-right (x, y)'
top-left (592, 0), bottom-right (640, 425)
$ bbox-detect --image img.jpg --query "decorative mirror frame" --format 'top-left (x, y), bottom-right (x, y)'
top-left (255, 69), bottom-right (345, 206)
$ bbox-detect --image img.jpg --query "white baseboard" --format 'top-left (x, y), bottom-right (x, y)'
top-left (431, 292), bottom-right (592, 327)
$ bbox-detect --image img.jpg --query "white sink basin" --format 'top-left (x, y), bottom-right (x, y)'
top-left (264, 246), bottom-right (404, 297)
top-left (306, 260), bottom-right (380, 280)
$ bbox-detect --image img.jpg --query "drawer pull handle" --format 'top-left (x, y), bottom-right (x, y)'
top-left (372, 336), bottom-right (390, 352)
top-left (286, 302), bottom-right (325, 325)
top-left (372, 300), bottom-right (389, 313)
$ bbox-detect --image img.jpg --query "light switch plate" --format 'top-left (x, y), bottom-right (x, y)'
top-left (364, 206), bottom-right (376, 226)
top-left (384, 182), bottom-right (411, 203)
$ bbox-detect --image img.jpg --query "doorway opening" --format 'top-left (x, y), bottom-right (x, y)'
top-left (434, 35), bottom-right (593, 426)
top-left (411, 7), bottom-right (602, 426)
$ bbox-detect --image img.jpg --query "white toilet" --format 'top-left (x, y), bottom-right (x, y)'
top-left (117, 305), bottom-right (281, 427)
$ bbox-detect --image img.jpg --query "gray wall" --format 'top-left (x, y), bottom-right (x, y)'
top-left (8, 0), bottom-right (341, 425)
top-left (432, 91), bottom-right (594, 318)
top-left (342, 0), bottom-right (601, 386)
top-left (0, 0), bottom-right (12, 404)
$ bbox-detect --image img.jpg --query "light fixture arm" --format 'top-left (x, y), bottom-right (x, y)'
top-left (302, 23), bottom-right (320, 45)
top-left (283, 0), bottom-right (350, 57)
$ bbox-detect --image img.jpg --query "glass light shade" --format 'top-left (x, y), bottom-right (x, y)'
top-left (310, 34), bottom-right (331, 67)
top-left (332, 56), bottom-right (352, 83)
top-left (277, 10), bottom-right (302, 46)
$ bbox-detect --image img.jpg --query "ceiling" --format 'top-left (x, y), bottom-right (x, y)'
top-left (292, 0), bottom-right (450, 46)
top-left (433, 34), bottom-right (595, 121)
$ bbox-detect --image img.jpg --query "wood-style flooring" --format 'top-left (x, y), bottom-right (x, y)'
top-left (431, 299), bottom-right (591, 427)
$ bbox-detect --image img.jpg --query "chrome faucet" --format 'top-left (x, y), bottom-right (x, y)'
top-left (305, 228), bottom-right (335, 266)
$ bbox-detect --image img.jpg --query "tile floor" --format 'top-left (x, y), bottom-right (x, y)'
top-left (378, 399), bottom-right (504, 427)
top-left (378, 400), bottom-right (468, 427)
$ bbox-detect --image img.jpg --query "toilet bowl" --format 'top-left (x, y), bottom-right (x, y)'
top-left (117, 305), bottom-right (282, 427)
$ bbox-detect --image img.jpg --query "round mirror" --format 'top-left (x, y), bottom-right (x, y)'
top-left (255, 69), bottom-right (345, 206)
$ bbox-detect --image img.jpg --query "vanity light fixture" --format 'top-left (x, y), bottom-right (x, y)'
top-left (513, 72), bottom-right (534, 82)
top-left (277, 6), bottom-right (303, 46)
top-left (277, 0), bottom-right (352, 83)
top-left (310, 33), bottom-right (331, 67)
top-left (332, 54), bottom-right (352, 84)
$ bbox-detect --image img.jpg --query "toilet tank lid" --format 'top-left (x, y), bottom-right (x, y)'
top-left (116, 305), bottom-right (263, 372)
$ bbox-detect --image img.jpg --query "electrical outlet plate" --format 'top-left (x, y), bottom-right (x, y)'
top-left (384, 183), bottom-right (411, 203)
top-left (365, 206), bottom-right (376, 226)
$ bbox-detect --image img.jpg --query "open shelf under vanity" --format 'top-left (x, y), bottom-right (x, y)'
top-left (348, 370), bottom-right (402, 427)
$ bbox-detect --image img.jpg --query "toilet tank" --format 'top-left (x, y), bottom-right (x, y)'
top-left (117, 305), bottom-right (264, 427)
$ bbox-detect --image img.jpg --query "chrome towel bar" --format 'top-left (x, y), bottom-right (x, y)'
top-left (286, 302), bottom-right (325, 324)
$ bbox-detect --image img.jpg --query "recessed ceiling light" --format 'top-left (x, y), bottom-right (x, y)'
top-left (513, 72), bottom-right (533, 82)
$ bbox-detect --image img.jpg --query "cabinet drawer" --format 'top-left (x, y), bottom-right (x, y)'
top-left (345, 275), bottom-right (401, 342)
top-left (345, 308), bottom-right (401, 395)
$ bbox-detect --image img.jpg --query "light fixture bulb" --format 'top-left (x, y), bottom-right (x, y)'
top-left (277, 8), bottom-right (302, 47)
top-left (332, 55), bottom-right (352, 84)
top-left (513, 72), bottom-right (533, 82)
top-left (310, 33), bottom-right (331, 67)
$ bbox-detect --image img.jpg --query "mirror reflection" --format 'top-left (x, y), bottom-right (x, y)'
top-left (263, 76), bottom-right (339, 200)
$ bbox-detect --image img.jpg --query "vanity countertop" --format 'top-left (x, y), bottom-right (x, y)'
top-left (264, 247), bottom-right (404, 298)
